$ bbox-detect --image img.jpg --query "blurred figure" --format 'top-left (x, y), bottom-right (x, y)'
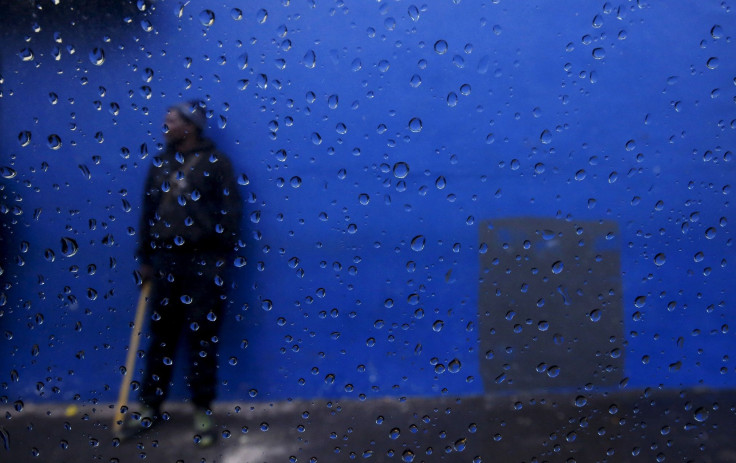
top-left (122, 100), bottom-right (242, 446)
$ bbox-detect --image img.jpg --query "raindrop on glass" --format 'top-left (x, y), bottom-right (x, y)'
top-left (410, 235), bottom-right (426, 251)
top-left (303, 50), bottom-right (316, 68)
top-left (47, 134), bottom-right (62, 150)
top-left (89, 48), bottom-right (105, 66)
top-left (592, 47), bottom-right (606, 59)
top-left (392, 162), bottom-right (409, 178)
top-left (434, 40), bottom-right (448, 54)
top-left (18, 131), bottom-right (31, 147)
top-left (256, 8), bottom-right (268, 24)
top-left (60, 237), bottom-right (79, 257)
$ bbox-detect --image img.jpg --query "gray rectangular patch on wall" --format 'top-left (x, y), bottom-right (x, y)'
top-left (478, 218), bottom-right (624, 392)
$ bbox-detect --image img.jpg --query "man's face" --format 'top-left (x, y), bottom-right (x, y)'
top-left (163, 110), bottom-right (194, 144)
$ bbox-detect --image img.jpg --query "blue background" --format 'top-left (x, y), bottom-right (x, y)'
top-left (1, 0), bottom-right (734, 404)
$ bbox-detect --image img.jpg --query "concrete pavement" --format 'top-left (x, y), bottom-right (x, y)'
top-left (2, 388), bottom-right (736, 462)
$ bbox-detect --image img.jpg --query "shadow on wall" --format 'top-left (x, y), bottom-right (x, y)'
top-left (1, 0), bottom-right (151, 36)
top-left (478, 217), bottom-right (624, 393)
top-left (0, 181), bottom-right (14, 292)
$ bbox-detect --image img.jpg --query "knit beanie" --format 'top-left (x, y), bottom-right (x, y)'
top-left (171, 100), bottom-right (207, 131)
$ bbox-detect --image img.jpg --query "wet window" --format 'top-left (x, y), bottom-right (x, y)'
top-left (1, 0), bottom-right (734, 461)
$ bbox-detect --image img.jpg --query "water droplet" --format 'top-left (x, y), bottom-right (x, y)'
top-left (198, 9), bottom-right (215, 26)
top-left (359, 194), bottom-right (370, 205)
top-left (389, 427), bottom-right (401, 439)
top-left (18, 131), bottom-right (31, 147)
top-left (448, 358), bottom-right (461, 373)
top-left (60, 237), bottom-right (78, 257)
top-left (592, 47), bottom-right (606, 59)
top-left (231, 8), bottom-right (243, 20)
top-left (303, 50), bottom-right (316, 68)
top-left (408, 117), bottom-right (422, 132)
top-left (711, 24), bottom-right (723, 39)
top-left (447, 92), bottom-right (458, 107)
top-left (78, 164), bottom-right (91, 180)
top-left (47, 134), bottom-right (62, 150)
top-left (634, 296), bottom-right (646, 308)
top-left (693, 407), bottom-right (710, 422)
top-left (551, 260), bottom-right (564, 274)
top-left (410, 235), bottom-right (426, 251)
top-left (237, 53), bottom-right (248, 69)
top-left (392, 162), bottom-right (409, 178)
top-left (409, 74), bottom-right (422, 87)
top-left (408, 5), bottom-right (420, 21)
top-left (706, 57), bottom-right (719, 70)
top-left (256, 8), bottom-right (268, 24)
top-left (0, 166), bottom-right (17, 179)
top-left (89, 47), bottom-right (105, 65)
top-left (705, 227), bottom-right (717, 239)
top-left (654, 253), bottom-right (666, 266)
top-left (540, 129), bottom-right (552, 144)
top-left (434, 40), bottom-right (448, 54)
top-left (140, 19), bottom-right (153, 32)
top-left (328, 94), bottom-right (339, 109)
top-left (19, 48), bottom-right (34, 61)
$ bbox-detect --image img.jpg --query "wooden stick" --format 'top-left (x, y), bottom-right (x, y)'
top-left (112, 281), bottom-right (151, 433)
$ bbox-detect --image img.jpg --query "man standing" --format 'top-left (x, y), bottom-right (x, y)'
top-left (123, 100), bottom-right (242, 446)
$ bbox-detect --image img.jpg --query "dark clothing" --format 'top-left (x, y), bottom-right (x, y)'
top-left (137, 139), bottom-right (241, 262)
top-left (137, 140), bottom-right (241, 410)
top-left (138, 251), bottom-right (227, 410)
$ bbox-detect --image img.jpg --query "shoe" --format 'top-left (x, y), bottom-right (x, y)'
top-left (193, 407), bottom-right (217, 447)
top-left (115, 405), bottom-right (160, 441)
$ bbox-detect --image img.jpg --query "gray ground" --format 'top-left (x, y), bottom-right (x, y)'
top-left (2, 389), bottom-right (735, 462)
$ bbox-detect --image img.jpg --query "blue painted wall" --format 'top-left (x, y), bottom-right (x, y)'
top-left (1, 0), bottom-right (734, 404)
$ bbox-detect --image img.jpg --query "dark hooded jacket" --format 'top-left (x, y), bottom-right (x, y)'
top-left (137, 139), bottom-right (242, 265)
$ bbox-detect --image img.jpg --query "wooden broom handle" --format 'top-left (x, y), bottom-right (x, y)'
top-left (112, 281), bottom-right (151, 432)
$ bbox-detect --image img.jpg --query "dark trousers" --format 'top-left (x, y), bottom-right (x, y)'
top-left (139, 251), bottom-right (227, 411)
